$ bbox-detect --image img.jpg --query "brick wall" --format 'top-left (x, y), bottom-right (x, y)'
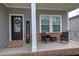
top-left (37, 32), bottom-right (62, 42)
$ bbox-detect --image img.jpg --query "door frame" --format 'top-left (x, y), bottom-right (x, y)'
top-left (9, 14), bottom-right (24, 41)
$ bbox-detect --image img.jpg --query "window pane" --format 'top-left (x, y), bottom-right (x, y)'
top-left (52, 17), bottom-right (60, 32)
top-left (41, 16), bottom-right (49, 25)
top-left (41, 25), bottom-right (49, 32)
top-left (52, 17), bottom-right (60, 25)
top-left (53, 25), bottom-right (60, 32)
top-left (14, 17), bottom-right (21, 32)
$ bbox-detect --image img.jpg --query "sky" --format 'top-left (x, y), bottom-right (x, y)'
top-left (68, 8), bottom-right (79, 18)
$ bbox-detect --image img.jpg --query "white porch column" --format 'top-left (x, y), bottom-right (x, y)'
top-left (31, 3), bottom-right (37, 52)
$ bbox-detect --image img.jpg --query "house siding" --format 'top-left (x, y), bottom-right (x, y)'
top-left (9, 8), bottom-right (68, 33)
top-left (0, 4), bottom-right (9, 48)
top-left (69, 17), bottom-right (79, 41)
top-left (69, 17), bottom-right (79, 31)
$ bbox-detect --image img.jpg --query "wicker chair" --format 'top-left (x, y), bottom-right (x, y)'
top-left (41, 32), bottom-right (47, 43)
top-left (60, 32), bottom-right (69, 43)
top-left (41, 32), bottom-right (53, 43)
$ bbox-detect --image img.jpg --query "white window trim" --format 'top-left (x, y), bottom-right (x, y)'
top-left (9, 14), bottom-right (24, 41)
top-left (39, 14), bottom-right (62, 33)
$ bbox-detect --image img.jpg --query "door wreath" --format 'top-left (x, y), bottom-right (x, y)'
top-left (15, 19), bottom-right (21, 24)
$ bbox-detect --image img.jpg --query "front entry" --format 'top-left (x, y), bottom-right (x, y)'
top-left (11, 16), bottom-right (23, 40)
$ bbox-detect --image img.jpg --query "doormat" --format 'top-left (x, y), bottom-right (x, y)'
top-left (7, 40), bottom-right (23, 48)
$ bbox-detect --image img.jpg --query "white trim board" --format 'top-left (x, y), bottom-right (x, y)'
top-left (39, 14), bottom-right (62, 33)
top-left (9, 14), bottom-right (24, 41)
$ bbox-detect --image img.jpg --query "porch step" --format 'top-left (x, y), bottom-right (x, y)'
top-left (7, 40), bottom-right (23, 48)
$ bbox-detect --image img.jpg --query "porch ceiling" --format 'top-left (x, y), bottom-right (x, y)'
top-left (4, 3), bottom-right (79, 12)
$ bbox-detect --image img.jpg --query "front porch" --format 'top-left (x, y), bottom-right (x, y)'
top-left (0, 3), bottom-right (79, 55)
top-left (0, 40), bottom-right (79, 55)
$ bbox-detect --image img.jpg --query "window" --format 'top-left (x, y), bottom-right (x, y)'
top-left (52, 17), bottom-right (60, 32)
top-left (41, 16), bottom-right (49, 32)
top-left (40, 15), bottom-right (62, 32)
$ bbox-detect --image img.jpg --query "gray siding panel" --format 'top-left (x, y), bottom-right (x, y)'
top-left (9, 8), bottom-right (68, 33)
top-left (69, 17), bottom-right (79, 41)
top-left (0, 4), bottom-right (9, 48)
top-left (69, 17), bottom-right (79, 31)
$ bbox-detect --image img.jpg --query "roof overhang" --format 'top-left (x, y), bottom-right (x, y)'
top-left (4, 3), bottom-right (79, 12)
